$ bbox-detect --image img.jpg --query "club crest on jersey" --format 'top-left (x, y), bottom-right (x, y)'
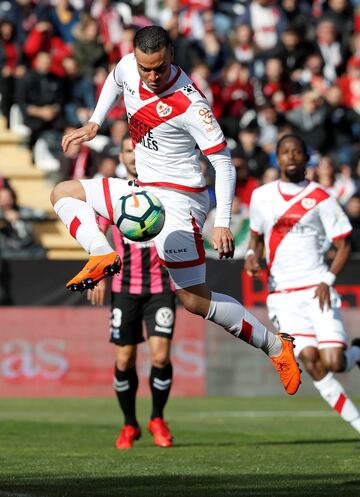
top-left (301, 197), bottom-right (316, 209)
top-left (183, 84), bottom-right (196, 95)
top-left (156, 101), bottom-right (172, 117)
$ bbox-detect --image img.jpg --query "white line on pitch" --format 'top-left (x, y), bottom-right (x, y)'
top-left (182, 410), bottom-right (333, 418)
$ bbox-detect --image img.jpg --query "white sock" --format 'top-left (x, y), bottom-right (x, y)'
top-left (344, 345), bottom-right (360, 372)
top-left (205, 291), bottom-right (281, 356)
top-left (54, 197), bottom-right (112, 255)
top-left (313, 372), bottom-right (360, 433)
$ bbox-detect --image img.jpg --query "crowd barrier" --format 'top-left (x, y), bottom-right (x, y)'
top-left (1, 258), bottom-right (360, 307)
top-left (1, 258), bottom-right (359, 397)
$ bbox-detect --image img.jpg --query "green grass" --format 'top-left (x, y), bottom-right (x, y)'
top-left (0, 397), bottom-right (359, 497)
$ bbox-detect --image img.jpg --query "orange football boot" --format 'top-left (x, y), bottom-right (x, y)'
top-left (270, 333), bottom-right (301, 395)
top-left (148, 418), bottom-right (173, 448)
top-left (115, 425), bottom-right (142, 449)
top-left (66, 251), bottom-right (121, 291)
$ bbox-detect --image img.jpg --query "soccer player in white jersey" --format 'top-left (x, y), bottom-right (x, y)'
top-left (51, 26), bottom-right (301, 396)
top-left (246, 134), bottom-right (360, 434)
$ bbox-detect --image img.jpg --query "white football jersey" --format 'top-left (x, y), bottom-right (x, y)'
top-left (108, 54), bottom-right (226, 190)
top-left (250, 180), bottom-right (352, 292)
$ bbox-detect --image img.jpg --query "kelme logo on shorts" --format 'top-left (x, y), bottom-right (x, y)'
top-left (156, 101), bottom-right (172, 117)
top-left (301, 197), bottom-right (316, 210)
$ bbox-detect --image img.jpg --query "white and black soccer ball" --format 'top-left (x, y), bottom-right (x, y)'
top-left (114, 190), bottom-right (165, 242)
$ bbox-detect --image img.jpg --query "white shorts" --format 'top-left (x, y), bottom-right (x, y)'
top-left (267, 287), bottom-right (348, 357)
top-left (80, 178), bottom-right (209, 289)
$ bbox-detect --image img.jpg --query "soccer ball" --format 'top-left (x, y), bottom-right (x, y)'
top-left (114, 190), bottom-right (165, 242)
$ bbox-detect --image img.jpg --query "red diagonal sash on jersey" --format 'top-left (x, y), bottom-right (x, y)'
top-left (268, 187), bottom-right (329, 270)
top-left (128, 91), bottom-right (191, 147)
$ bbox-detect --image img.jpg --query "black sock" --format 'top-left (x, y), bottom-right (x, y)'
top-left (150, 362), bottom-right (173, 420)
top-left (114, 365), bottom-right (138, 426)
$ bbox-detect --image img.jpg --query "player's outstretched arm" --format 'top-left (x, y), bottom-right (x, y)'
top-left (212, 226), bottom-right (235, 259)
top-left (62, 122), bottom-right (100, 153)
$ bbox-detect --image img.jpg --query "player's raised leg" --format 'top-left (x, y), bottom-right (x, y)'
top-left (50, 179), bottom-right (120, 291)
top-left (175, 282), bottom-right (301, 395)
top-left (301, 345), bottom-right (360, 434)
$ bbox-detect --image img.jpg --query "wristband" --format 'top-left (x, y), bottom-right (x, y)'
top-left (245, 248), bottom-right (256, 259)
top-left (321, 271), bottom-right (336, 287)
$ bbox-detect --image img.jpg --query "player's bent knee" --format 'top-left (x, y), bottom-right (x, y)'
top-left (116, 356), bottom-right (136, 371)
top-left (322, 357), bottom-right (345, 373)
top-left (50, 180), bottom-right (85, 205)
top-left (178, 292), bottom-right (203, 316)
top-left (151, 355), bottom-right (170, 369)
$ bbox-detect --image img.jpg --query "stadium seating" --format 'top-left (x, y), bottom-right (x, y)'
top-left (0, 117), bottom-right (86, 260)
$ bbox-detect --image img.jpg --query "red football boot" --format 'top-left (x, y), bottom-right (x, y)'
top-left (115, 425), bottom-right (141, 449)
top-left (148, 418), bottom-right (173, 448)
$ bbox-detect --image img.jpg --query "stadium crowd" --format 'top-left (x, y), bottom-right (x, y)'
top-left (0, 0), bottom-right (359, 255)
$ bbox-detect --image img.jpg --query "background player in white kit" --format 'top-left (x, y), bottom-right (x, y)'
top-left (245, 134), bottom-right (360, 434)
top-left (51, 26), bottom-right (301, 396)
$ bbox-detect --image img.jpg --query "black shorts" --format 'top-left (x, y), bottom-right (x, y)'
top-left (109, 292), bottom-right (176, 345)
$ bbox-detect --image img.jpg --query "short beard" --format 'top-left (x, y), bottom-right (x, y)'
top-left (284, 168), bottom-right (306, 183)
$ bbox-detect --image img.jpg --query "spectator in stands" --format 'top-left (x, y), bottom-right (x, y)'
top-left (234, 120), bottom-right (270, 179)
top-left (0, 0), bottom-right (40, 44)
top-left (48, 0), bottom-right (80, 45)
top-left (93, 156), bottom-right (118, 179)
top-left (190, 61), bottom-right (222, 118)
top-left (101, 119), bottom-right (129, 162)
top-left (315, 156), bottom-right (357, 206)
top-left (0, 20), bottom-right (26, 129)
top-left (219, 61), bottom-right (254, 140)
top-left (324, 84), bottom-right (360, 166)
top-left (23, 17), bottom-right (72, 77)
top-left (230, 24), bottom-right (255, 70)
top-left (232, 149), bottom-right (260, 206)
top-left (164, 13), bottom-right (202, 73)
top-left (90, 0), bottom-right (126, 64)
top-left (346, 193), bottom-right (360, 252)
top-left (312, 18), bottom-right (348, 82)
top-left (196, 27), bottom-right (229, 76)
top-left (62, 55), bottom-right (96, 128)
top-left (256, 102), bottom-right (284, 155)
top-left (236, 0), bottom-right (287, 63)
top-left (260, 57), bottom-right (295, 112)
top-left (286, 89), bottom-right (329, 153)
top-left (267, 27), bottom-right (309, 78)
top-left (72, 15), bottom-right (108, 80)
top-left (0, 185), bottom-right (47, 258)
top-left (280, 0), bottom-right (311, 40)
top-left (323, 0), bottom-right (354, 48)
top-left (17, 51), bottom-right (65, 158)
top-left (337, 56), bottom-right (360, 116)
top-left (292, 51), bottom-right (331, 93)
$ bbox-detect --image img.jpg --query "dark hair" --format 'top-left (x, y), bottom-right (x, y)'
top-left (133, 26), bottom-right (172, 53)
top-left (276, 134), bottom-right (309, 160)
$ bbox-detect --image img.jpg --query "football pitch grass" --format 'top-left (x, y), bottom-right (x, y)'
top-left (0, 397), bottom-right (359, 497)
